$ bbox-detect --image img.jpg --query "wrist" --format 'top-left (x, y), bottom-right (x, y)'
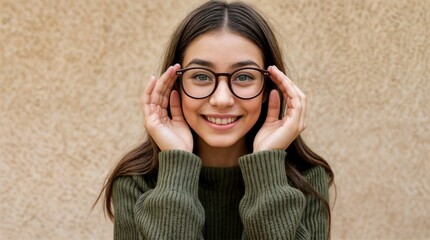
top-left (253, 144), bottom-right (281, 153)
top-left (239, 150), bottom-right (288, 192)
top-left (159, 144), bottom-right (193, 153)
top-left (157, 150), bottom-right (201, 190)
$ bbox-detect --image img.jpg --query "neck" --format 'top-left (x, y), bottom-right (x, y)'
top-left (196, 139), bottom-right (248, 168)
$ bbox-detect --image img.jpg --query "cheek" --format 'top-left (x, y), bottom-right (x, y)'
top-left (249, 107), bottom-right (262, 126)
top-left (247, 97), bottom-right (264, 120)
top-left (181, 96), bottom-right (199, 124)
top-left (238, 100), bottom-right (263, 136)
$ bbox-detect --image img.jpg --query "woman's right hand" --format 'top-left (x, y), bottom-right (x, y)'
top-left (142, 64), bottom-right (193, 152)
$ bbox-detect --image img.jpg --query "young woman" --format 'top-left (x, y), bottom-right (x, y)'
top-left (97, 1), bottom-right (334, 239)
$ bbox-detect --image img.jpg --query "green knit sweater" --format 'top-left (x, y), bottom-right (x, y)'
top-left (112, 150), bottom-right (329, 240)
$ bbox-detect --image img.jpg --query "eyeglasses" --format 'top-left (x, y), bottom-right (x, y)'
top-left (176, 67), bottom-right (269, 99)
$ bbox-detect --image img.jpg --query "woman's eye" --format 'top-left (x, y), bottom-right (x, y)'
top-left (194, 74), bottom-right (211, 81)
top-left (235, 74), bottom-right (253, 81)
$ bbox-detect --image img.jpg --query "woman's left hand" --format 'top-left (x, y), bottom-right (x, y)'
top-left (253, 66), bottom-right (307, 152)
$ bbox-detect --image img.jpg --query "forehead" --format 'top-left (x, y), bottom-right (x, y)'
top-left (182, 30), bottom-right (264, 69)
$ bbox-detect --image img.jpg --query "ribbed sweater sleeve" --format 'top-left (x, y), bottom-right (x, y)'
top-left (298, 166), bottom-right (329, 239)
top-left (238, 150), bottom-right (329, 240)
top-left (112, 175), bottom-right (144, 239)
top-left (113, 150), bottom-right (205, 240)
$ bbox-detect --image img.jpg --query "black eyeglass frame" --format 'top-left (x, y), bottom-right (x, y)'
top-left (176, 67), bottom-right (270, 100)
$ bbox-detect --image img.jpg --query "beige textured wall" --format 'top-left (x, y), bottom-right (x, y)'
top-left (1, 0), bottom-right (428, 239)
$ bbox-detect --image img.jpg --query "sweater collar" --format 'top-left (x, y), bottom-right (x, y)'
top-left (199, 166), bottom-right (244, 191)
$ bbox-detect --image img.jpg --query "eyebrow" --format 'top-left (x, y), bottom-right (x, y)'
top-left (231, 60), bottom-right (261, 69)
top-left (185, 59), bottom-right (214, 68)
top-left (184, 59), bottom-right (261, 69)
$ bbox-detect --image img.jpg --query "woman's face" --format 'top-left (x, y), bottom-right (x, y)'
top-left (181, 30), bottom-right (265, 149)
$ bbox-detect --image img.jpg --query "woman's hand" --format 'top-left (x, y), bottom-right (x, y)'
top-left (142, 64), bottom-right (193, 152)
top-left (253, 66), bottom-right (307, 152)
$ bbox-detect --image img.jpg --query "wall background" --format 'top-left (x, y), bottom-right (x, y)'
top-left (1, 0), bottom-right (428, 239)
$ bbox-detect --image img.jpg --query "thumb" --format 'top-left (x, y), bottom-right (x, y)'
top-left (265, 90), bottom-right (281, 122)
top-left (170, 90), bottom-right (185, 121)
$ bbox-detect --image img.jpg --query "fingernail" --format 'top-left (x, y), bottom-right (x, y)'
top-left (167, 66), bottom-right (173, 74)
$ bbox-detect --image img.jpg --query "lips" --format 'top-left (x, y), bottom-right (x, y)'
top-left (205, 116), bottom-right (240, 125)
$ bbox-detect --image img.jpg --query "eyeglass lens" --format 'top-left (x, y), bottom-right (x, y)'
top-left (180, 68), bottom-right (265, 99)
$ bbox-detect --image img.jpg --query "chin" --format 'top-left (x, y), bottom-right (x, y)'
top-left (200, 136), bottom-right (244, 149)
top-left (207, 142), bottom-right (236, 148)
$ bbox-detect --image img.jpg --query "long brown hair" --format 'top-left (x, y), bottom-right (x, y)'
top-left (95, 0), bottom-right (334, 230)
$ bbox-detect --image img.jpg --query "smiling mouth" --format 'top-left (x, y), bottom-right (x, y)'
top-left (204, 116), bottom-right (240, 125)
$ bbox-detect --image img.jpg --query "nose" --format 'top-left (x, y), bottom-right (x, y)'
top-left (209, 78), bottom-right (235, 108)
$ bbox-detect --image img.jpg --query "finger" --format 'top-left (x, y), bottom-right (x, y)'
top-left (143, 76), bottom-right (156, 105)
top-left (293, 85), bottom-right (307, 130)
top-left (268, 66), bottom-right (304, 130)
top-left (269, 66), bottom-right (302, 125)
top-left (162, 64), bottom-right (181, 108)
top-left (142, 76), bottom-right (157, 116)
top-left (170, 90), bottom-right (185, 122)
top-left (152, 66), bottom-right (174, 108)
top-left (283, 84), bottom-right (302, 127)
top-left (266, 90), bottom-right (281, 122)
top-left (151, 64), bottom-right (181, 108)
top-left (268, 66), bottom-right (301, 110)
top-left (163, 64), bottom-right (181, 104)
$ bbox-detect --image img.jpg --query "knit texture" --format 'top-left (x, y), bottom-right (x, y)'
top-left (112, 150), bottom-right (329, 239)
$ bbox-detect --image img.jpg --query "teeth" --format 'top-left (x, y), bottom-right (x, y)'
top-left (206, 116), bottom-right (237, 125)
